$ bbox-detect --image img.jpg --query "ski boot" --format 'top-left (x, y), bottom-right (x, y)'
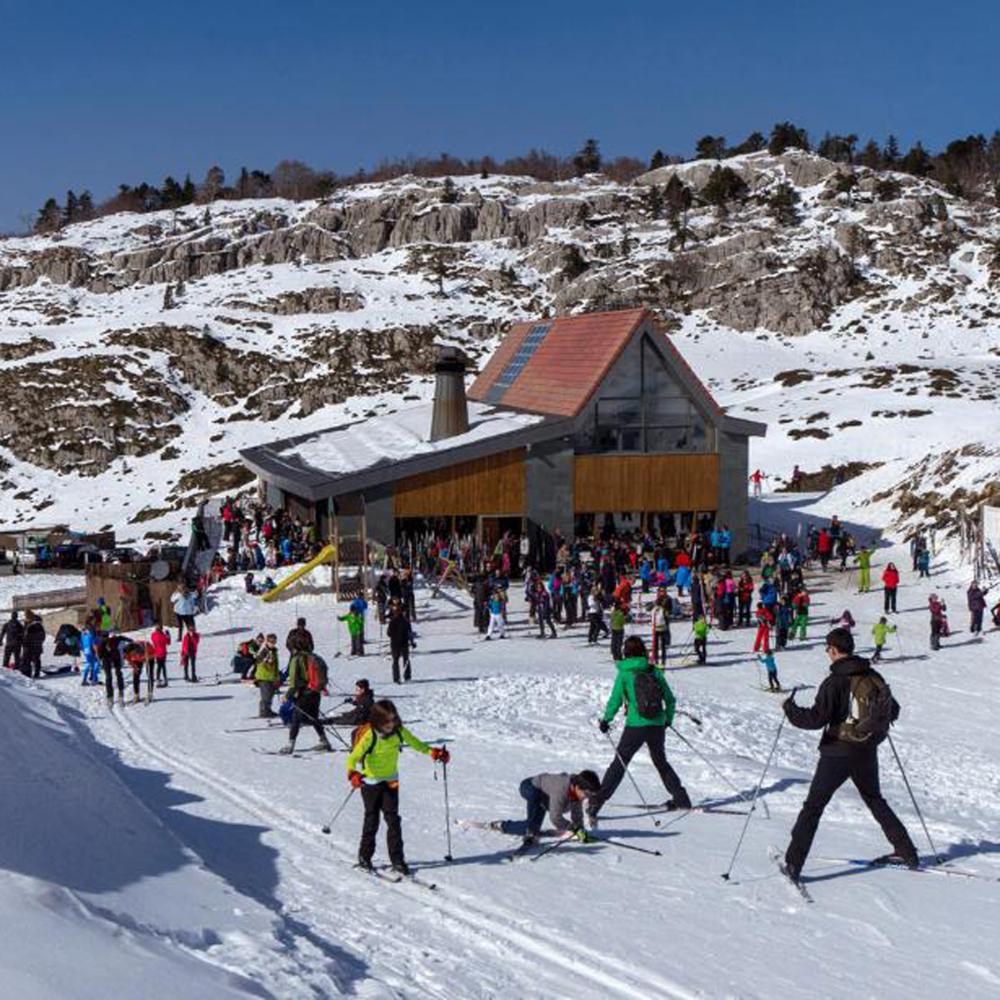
top-left (872, 853), bottom-right (919, 870)
top-left (356, 857), bottom-right (374, 873)
top-left (277, 742), bottom-right (296, 755)
top-left (312, 740), bottom-right (333, 753)
top-left (391, 862), bottom-right (411, 877)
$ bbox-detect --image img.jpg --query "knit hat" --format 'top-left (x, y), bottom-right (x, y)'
top-left (825, 627), bottom-right (854, 655)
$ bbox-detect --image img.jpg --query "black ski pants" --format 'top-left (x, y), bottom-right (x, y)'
top-left (360, 781), bottom-right (404, 865)
top-left (289, 689), bottom-right (325, 744)
top-left (131, 662), bottom-right (154, 700)
top-left (258, 680), bottom-right (277, 716)
top-left (520, 778), bottom-right (549, 835)
top-left (2, 642), bottom-right (20, 670)
top-left (694, 637), bottom-right (707, 663)
top-left (610, 629), bottom-right (624, 660)
top-left (391, 641), bottom-right (411, 684)
top-left (653, 628), bottom-right (670, 665)
top-left (538, 611), bottom-right (556, 639)
top-left (884, 587), bottom-right (897, 613)
top-left (21, 648), bottom-right (42, 678)
top-left (594, 725), bottom-right (689, 812)
top-left (104, 658), bottom-right (124, 700)
top-left (786, 749), bottom-right (916, 873)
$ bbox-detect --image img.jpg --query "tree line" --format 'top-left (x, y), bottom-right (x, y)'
top-left (29, 121), bottom-right (1000, 234)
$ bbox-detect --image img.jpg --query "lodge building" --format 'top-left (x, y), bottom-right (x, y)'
top-left (239, 308), bottom-right (766, 555)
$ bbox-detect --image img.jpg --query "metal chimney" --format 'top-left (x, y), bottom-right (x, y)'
top-left (430, 346), bottom-right (470, 441)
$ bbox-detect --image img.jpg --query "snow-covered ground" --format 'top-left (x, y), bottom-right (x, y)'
top-left (0, 570), bottom-right (83, 610)
top-left (2, 503), bottom-right (999, 998)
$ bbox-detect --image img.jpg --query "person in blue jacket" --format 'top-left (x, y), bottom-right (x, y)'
top-left (760, 579), bottom-right (779, 612)
top-left (80, 623), bottom-right (100, 686)
top-left (718, 525), bottom-right (732, 565)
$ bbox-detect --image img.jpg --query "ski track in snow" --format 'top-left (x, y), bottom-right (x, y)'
top-left (5, 528), bottom-right (1000, 997)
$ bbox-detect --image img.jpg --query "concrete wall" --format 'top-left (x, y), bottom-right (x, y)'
top-left (717, 429), bottom-right (750, 555)
top-left (525, 439), bottom-right (574, 537)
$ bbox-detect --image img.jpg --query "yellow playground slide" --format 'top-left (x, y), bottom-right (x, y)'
top-left (260, 544), bottom-right (337, 602)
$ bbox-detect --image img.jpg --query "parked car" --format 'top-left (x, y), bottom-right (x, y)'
top-left (105, 547), bottom-right (141, 564)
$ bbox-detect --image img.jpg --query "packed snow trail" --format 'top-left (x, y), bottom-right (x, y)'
top-left (6, 531), bottom-right (1000, 997)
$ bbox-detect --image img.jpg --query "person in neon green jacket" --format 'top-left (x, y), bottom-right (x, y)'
top-left (346, 699), bottom-right (450, 875)
top-left (588, 636), bottom-right (691, 824)
top-left (854, 547), bottom-right (873, 593)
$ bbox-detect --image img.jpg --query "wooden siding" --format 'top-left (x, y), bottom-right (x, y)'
top-left (573, 454), bottom-right (719, 512)
top-left (393, 449), bottom-right (525, 517)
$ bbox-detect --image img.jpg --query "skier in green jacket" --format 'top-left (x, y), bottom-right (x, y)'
top-left (588, 636), bottom-right (692, 824)
top-left (346, 699), bottom-right (450, 875)
top-left (871, 617), bottom-right (897, 662)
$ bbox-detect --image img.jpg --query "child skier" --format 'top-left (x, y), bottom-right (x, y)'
top-left (775, 599), bottom-right (794, 650)
top-left (693, 615), bottom-right (709, 664)
top-left (181, 629), bottom-right (200, 682)
top-left (791, 588), bottom-right (811, 640)
top-left (346, 699), bottom-right (450, 875)
top-left (830, 609), bottom-right (856, 633)
top-left (80, 623), bottom-right (100, 686)
top-left (339, 607), bottom-right (365, 657)
top-left (871, 617), bottom-right (897, 662)
top-left (757, 651), bottom-right (781, 692)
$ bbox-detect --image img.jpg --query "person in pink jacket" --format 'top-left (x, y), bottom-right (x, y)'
top-left (150, 622), bottom-right (171, 687)
top-left (181, 630), bottom-right (200, 682)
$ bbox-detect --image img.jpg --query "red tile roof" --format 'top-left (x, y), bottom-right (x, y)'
top-left (468, 308), bottom-right (648, 417)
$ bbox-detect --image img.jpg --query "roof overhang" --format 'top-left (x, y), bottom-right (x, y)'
top-left (240, 415), bottom-right (575, 503)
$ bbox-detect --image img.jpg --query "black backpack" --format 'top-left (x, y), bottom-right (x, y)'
top-left (632, 668), bottom-right (665, 720)
top-left (836, 671), bottom-right (895, 744)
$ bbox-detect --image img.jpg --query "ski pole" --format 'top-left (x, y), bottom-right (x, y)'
top-left (529, 833), bottom-right (574, 863)
top-left (441, 745), bottom-right (454, 862)
top-left (321, 787), bottom-right (356, 834)
top-left (668, 724), bottom-right (764, 816)
top-left (720, 687), bottom-right (798, 881)
top-left (887, 732), bottom-right (942, 863)
top-left (592, 834), bottom-right (662, 857)
top-left (603, 728), bottom-right (661, 828)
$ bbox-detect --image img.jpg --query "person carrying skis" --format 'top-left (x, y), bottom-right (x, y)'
top-left (757, 651), bottom-right (781, 692)
top-left (589, 636), bottom-right (691, 822)
top-left (387, 603), bottom-right (412, 683)
top-left (518, 771), bottom-right (600, 846)
top-left (871, 617), bottom-right (896, 662)
top-left (339, 607), bottom-right (365, 657)
top-left (254, 633), bottom-right (280, 717)
top-left (346, 699), bottom-right (450, 874)
top-left (781, 628), bottom-right (917, 881)
top-left (881, 563), bottom-right (900, 614)
top-left (854, 545), bottom-right (873, 593)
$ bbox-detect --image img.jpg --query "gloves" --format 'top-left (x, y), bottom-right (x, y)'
top-left (598, 719), bottom-right (610, 734)
top-left (572, 828), bottom-right (593, 843)
top-left (348, 770), bottom-right (364, 789)
top-left (782, 694), bottom-right (796, 715)
top-left (430, 747), bottom-right (451, 764)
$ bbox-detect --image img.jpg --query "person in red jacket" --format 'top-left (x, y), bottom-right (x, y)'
top-left (816, 529), bottom-right (832, 570)
top-left (737, 571), bottom-right (755, 627)
top-left (753, 602), bottom-right (775, 653)
top-left (181, 630), bottom-right (200, 682)
top-left (149, 621), bottom-right (171, 687)
top-left (882, 562), bottom-right (900, 614)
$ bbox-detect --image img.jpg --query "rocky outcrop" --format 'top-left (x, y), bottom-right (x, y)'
top-left (225, 286), bottom-right (364, 314)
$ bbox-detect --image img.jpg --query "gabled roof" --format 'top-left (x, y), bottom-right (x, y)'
top-left (468, 308), bottom-right (647, 417)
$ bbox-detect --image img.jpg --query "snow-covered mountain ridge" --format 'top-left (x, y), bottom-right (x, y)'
top-left (1, 150), bottom-right (999, 545)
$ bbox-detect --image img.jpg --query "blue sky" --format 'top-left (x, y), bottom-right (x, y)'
top-left (2, 0), bottom-right (998, 232)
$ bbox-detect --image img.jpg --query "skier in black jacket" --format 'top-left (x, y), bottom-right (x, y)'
top-left (325, 679), bottom-right (374, 728)
top-left (1, 612), bottom-right (23, 670)
top-left (782, 628), bottom-right (917, 880)
top-left (387, 604), bottom-right (411, 683)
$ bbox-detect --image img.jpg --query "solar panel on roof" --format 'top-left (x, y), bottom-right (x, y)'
top-left (487, 323), bottom-right (552, 402)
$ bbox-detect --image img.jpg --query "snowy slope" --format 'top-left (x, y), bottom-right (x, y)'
top-left (5, 511), bottom-right (999, 998)
top-left (2, 152), bottom-right (1000, 551)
